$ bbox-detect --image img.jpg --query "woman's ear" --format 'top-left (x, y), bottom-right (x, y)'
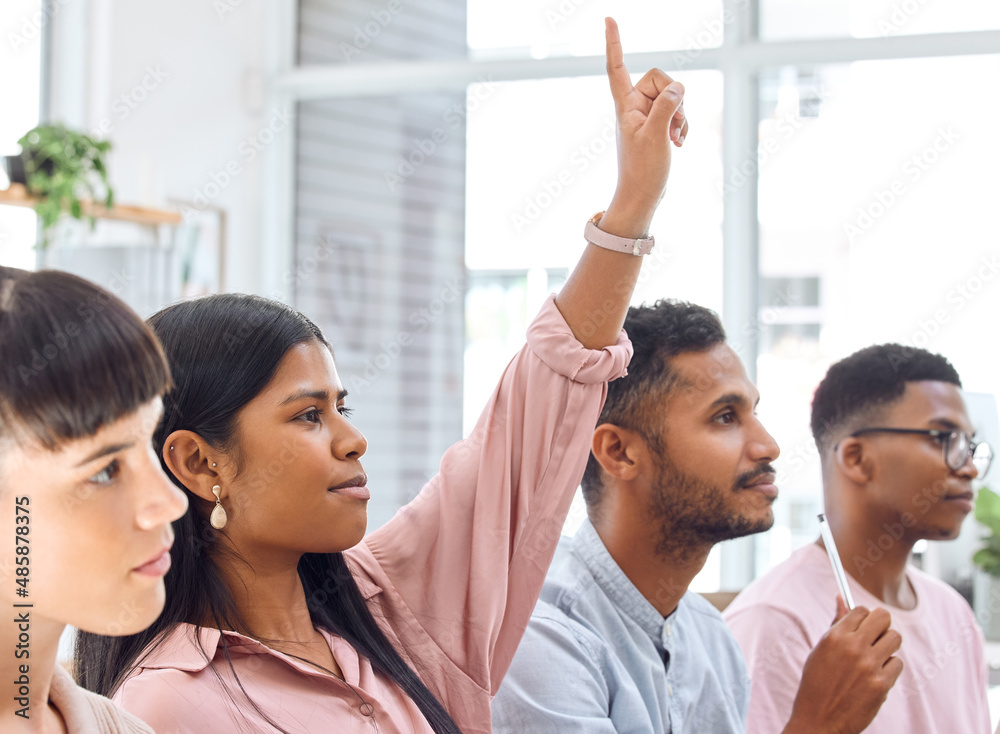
top-left (835, 436), bottom-right (875, 485)
top-left (591, 423), bottom-right (646, 484)
top-left (162, 430), bottom-right (223, 502)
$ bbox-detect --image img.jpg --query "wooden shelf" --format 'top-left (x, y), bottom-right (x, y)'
top-left (0, 183), bottom-right (182, 226)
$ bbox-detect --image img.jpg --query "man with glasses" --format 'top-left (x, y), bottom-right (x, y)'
top-left (726, 343), bottom-right (991, 734)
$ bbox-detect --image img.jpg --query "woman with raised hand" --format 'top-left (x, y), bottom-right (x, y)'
top-left (75, 18), bottom-right (687, 733)
top-left (0, 266), bottom-right (188, 733)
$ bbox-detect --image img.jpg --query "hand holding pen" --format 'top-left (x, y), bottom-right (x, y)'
top-left (779, 516), bottom-right (904, 734)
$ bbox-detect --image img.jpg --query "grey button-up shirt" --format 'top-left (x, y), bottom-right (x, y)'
top-left (493, 519), bottom-right (749, 733)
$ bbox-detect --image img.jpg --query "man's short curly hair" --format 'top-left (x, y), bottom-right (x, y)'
top-left (580, 299), bottom-right (726, 509)
top-left (810, 343), bottom-right (961, 455)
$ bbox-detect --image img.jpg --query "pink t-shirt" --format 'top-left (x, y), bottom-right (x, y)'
top-left (112, 295), bottom-right (632, 734)
top-left (724, 543), bottom-right (990, 734)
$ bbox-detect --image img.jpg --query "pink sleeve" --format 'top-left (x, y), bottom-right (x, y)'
top-left (354, 294), bottom-right (631, 695)
top-left (727, 605), bottom-right (814, 734)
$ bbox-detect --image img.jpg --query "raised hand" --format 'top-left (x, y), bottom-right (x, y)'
top-left (781, 597), bottom-right (903, 734)
top-left (602, 16), bottom-right (688, 235)
top-left (555, 18), bottom-right (690, 348)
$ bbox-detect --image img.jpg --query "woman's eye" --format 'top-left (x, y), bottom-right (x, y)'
top-left (338, 406), bottom-right (354, 419)
top-left (89, 459), bottom-right (121, 485)
top-left (714, 411), bottom-right (736, 425)
top-left (299, 409), bottom-right (324, 424)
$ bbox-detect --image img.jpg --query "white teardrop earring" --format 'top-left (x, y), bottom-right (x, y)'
top-left (210, 485), bottom-right (228, 530)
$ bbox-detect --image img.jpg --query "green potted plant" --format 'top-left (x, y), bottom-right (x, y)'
top-left (974, 487), bottom-right (1000, 573)
top-left (973, 487), bottom-right (1000, 639)
top-left (6, 123), bottom-right (114, 245)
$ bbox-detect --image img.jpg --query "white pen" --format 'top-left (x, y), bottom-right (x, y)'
top-left (818, 513), bottom-right (855, 610)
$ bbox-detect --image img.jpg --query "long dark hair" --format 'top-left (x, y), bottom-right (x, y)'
top-left (74, 293), bottom-right (460, 734)
top-left (0, 266), bottom-right (170, 451)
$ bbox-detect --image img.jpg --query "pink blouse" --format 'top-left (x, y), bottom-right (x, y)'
top-left (112, 295), bottom-right (632, 733)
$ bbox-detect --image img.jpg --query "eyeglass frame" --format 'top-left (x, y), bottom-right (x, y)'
top-left (847, 427), bottom-right (992, 477)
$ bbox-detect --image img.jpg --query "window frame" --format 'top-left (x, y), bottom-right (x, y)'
top-left (264, 0), bottom-right (1000, 586)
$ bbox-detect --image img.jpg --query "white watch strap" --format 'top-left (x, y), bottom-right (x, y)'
top-left (583, 212), bottom-right (655, 256)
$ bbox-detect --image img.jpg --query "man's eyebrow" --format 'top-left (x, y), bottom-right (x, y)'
top-left (279, 389), bottom-right (348, 406)
top-left (708, 392), bottom-right (755, 410)
top-left (75, 442), bottom-right (134, 468)
top-left (929, 417), bottom-right (974, 435)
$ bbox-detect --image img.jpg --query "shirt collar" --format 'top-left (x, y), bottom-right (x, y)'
top-left (571, 518), bottom-right (673, 650)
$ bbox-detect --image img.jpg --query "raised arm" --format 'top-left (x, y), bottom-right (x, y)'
top-left (351, 20), bottom-right (690, 733)
top-left (555, 17), bottom-right (687, 349)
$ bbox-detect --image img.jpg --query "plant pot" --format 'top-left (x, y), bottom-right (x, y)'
top-left (3, 155), bottom-right (27, 186)
top-left (973, 569), bottom-right (1000, 641)
top-left (3, 153), bottom-right (55, 189)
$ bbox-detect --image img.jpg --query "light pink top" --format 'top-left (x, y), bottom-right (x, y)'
top-left (49, 665), bottom-right (153, 734)
top-left (724, 543), bottom-right (990, 734)
top-left (113, 295), bottom-right (632, 734)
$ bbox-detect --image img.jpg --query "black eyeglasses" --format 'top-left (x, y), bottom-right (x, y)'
top-left (849, 427), bottom-right (992, 478)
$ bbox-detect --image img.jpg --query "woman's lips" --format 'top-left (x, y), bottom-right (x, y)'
top-left (329, 485), bottom-right (371, 501)
top-left (133, 549), bottom-right (171, 577)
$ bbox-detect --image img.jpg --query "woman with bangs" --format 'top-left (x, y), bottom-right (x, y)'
top-left (75, 19), bottom-right (689, 733)
top-left (0, 266), bottom-right (188, 733)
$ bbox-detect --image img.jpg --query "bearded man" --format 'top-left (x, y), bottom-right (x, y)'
top-left (492, 300), bottom-right (903, 734)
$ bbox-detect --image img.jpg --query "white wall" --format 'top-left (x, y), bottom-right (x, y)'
top-left (48, 0), bottom-right (279, 294)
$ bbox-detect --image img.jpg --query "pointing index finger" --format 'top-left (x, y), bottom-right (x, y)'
top-left (605, 17), bottom-right (632, 104)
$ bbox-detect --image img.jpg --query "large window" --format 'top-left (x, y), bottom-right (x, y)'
top-left (469, 1), bottom-right (724, 58)
top-left (463, 71), bottom-right (724, 414)
top-left (760, 0), bottom-right (1000, 40)
top-left (754, 55), bottom-right (1000, 573)
top-left (280, 1), bottom-right (1000, 590)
